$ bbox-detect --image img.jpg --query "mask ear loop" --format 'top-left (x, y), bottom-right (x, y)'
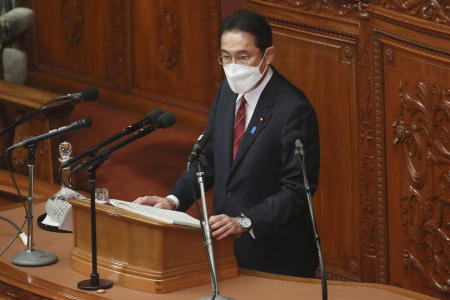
top-left (258, 49), bottom-right (269, 75)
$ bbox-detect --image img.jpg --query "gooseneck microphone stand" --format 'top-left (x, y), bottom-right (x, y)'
top-left (294, 141), bottom-right (327, 300)
top-left (11, 143), bottom-right (58, 266)
top-left (191, 160), bottom-right (234, 300)
top-left (77, 158), bottom-right (113, 291)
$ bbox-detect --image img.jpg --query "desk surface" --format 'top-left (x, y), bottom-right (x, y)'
top-left (0, 201), bottom-right (438, 300)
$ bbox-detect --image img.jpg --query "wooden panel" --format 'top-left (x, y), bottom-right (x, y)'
top-left (28, 0), bottom-right (113, 86)
top-left (246, 0), bottom-right (364, 282)
top-left (18, 0), bottom-right (221, 130)
top-left (132, 0), bottom-right (220, 110)
top-left (380, 31), bottom-right (450, 299)
top-left (272, 25), bottom-right (361, 281)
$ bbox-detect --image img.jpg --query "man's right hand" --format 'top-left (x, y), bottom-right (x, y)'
top-left (133, 196), bottom-right (176, 210)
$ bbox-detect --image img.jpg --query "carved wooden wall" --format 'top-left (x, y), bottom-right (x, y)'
top-left (245, 0), bottom-right (449, 298)
top-left (17, 0), bottom-right (222, 130)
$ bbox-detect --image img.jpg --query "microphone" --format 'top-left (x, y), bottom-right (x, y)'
top-left (285, 129), bottom-right (328, 300)
top-left (187, 130), bottom-right (210, 167)
top-left (285, 129), bottom-right (304, 156)
top-left (60, 108), bottom-right (163, 169)
top-left (7, 117), bottom-right (92, 151)
top-left (53, 87), bottom-right (98, 101)
top-left (0, 88), bottom-right (97, 138)
top-left (0, 7), bottom-right (34, 42)
top-left (72, 112), bottom-right (176, 173)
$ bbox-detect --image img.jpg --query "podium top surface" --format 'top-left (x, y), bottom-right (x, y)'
top-left (69, 197), bottom-right (201, 231)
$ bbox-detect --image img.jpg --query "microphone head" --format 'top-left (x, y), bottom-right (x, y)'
top-left (0, 8), bottom-right (34, 41)
top-left (196, 130), bottom-right (210, 148)
top-left (74, 117), bottom-right (92, 129)
top-left (283, 130), bottom-right (302, 147)
top-left (146, 108), bottom-right (164, 123)
top-left (157, 112), bottom-right (176, 129)
top-left (81, 87), bottom-right (98, 101)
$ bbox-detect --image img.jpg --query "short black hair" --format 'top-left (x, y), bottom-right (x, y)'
top-left (219, 9), bottom-right (272, 52)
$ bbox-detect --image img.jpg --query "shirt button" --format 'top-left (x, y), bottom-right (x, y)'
top-left (226, 192), bottom-right (232, 198)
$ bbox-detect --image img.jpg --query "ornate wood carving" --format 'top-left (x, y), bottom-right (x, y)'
top-left (392, 80), bottom-right (450, 295)
top-left (255, 0), bottom-right (450, 24)
top-left (373, 0), bottom-right (450, 25)
top-left (357, 18), bottom-right (379, 282)
top-left (259, 0), bottom-right (361, 16)
top-left (61, 0), bottom-right (84, 46)
top-left (158, 7), bottom-right (180, 70)
top-left (370, 31), bottom-right (389, 284)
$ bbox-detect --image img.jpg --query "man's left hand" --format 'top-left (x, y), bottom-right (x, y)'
top-left (209, 214), bottom-right (241, 240)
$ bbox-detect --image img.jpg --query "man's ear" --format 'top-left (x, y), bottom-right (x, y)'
top-left (265, 46), bottom-right (275, 65)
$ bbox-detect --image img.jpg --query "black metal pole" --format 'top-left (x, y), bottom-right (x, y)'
top-left (11, 143), bottom-right (58, 266)
top-left (295, 149), bottom-right (327, 300)
top-left (77, 161), bottom-right (113, 290)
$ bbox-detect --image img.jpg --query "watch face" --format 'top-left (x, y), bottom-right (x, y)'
top-left (240, 217), bottom-right (251, 229)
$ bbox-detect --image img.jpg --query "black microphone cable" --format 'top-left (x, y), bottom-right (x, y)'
top-left (0, 87), bottom-right (98, 138)
top-left (0, 148), bottom-right (28, 257)
top-left (0, 117), bottom-right (92, 255)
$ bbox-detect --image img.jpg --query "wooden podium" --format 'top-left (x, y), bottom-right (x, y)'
top-left (68, 198), bottom-right (239, 293)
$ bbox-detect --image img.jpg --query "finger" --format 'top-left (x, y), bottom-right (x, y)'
top-left (210, 216), bottom-right (228, 230)
top-left (211, 220), bottom-right (232, 237)
top-left (134, 196), bottom-right (158, 206)
top-left (133, 196), bottom-right (149, 204)
top-left (209, 214), bottom-right (227, 226)
top-left (216, 227), bottom-right (234, 240)
top-left (154, 201), bottom-right (171, 209)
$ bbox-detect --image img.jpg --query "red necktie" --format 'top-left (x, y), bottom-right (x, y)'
top-left (233, 96), bottom-right (246, 159)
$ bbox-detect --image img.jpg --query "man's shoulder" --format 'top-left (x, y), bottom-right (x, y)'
top-left (269, 69), bottom-right (310, 106)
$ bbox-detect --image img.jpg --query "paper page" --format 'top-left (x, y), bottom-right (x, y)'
top-left (109, 199), bottom-right (201, 229)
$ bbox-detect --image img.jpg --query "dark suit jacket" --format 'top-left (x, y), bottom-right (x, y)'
top-left (171, 68), bottom-right (320, 277)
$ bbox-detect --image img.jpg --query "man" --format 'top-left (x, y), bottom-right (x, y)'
top-left (135, 9), bottom-right (320, 278)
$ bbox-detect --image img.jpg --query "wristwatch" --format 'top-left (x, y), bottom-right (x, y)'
top-left (237, 213), bottom-right (252, 232)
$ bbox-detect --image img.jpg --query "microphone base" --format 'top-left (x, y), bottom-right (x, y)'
top-left (197, 295), bottom-right (235, 300)
top-left (12, 249), bottom-right (58, 267)
top-left (78, 278), bottom-right (113, 291)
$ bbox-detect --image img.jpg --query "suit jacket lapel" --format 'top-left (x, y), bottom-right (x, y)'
top-left (221, 88), bottom-right (237, 176)
top-left (229, 70), bottom-right (280, 176)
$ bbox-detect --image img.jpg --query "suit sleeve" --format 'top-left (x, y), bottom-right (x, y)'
top-left (245, 96), bottom-right (320, 240)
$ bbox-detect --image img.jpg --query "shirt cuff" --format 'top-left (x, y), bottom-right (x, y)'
top-left (166, 195), bottom-right (180, 210)
top-left (249, 228), bottom-right (256, 239)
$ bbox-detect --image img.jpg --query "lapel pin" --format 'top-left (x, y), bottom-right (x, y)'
top-left (259, 116), bottom-right (265, 123)
top-left (251, 126), bottom-right (256, 135)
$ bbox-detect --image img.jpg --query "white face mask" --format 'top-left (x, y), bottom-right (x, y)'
top-left (223, 50), bottom-right (268, 94)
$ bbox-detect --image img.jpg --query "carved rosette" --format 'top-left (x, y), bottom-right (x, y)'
top-left (61, 0), bottom-right (84, 46)
top-left (158, 8), bottom-right (180, 70)
top-left (373, 0), bottom-right (450, 25)
top-left (393, 81), bottom-right (450, 294)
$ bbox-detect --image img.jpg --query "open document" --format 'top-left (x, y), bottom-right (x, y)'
top-left (109, 199), bottom-right (201, 229)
